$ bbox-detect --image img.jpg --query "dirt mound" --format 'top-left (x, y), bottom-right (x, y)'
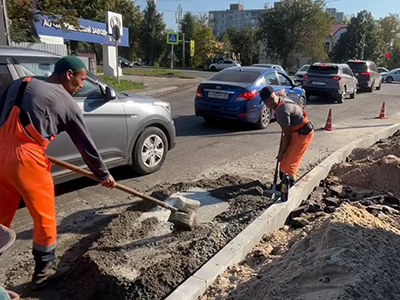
top-left (203, 204), bottom-right (400, 300)
top-left (332, 133), bottom-right (400, 197)
top-left (61, 175), bottom-right (273, 300)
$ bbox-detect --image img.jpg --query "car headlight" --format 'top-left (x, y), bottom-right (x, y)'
top-left (154, 101), bottom-right (171, 113)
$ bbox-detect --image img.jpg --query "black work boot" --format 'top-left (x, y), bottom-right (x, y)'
top-left (31, 249), bottom-right (57, 291)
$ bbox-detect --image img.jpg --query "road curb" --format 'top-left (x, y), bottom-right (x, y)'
top-left (136, 83), bottom-right (198, 97)
top-left (165, 123), bottom-right (400, 300)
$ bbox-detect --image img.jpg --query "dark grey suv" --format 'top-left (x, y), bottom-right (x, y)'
top-left (303, 63), bottom-right (358, 103)
top-left (347, 60), bottom-right (382, 92)
top-left (0, 47), bottom-right (176, 184)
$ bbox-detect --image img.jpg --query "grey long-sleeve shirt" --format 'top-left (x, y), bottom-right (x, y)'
top-left (0, 77), bottom-right (110, 180)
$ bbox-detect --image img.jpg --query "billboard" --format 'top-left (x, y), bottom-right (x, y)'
top-left (34, 15), bottom-right (129, 47)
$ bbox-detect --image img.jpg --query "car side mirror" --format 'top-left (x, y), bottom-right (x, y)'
top-left (105, 86), bottom-right (117, 101)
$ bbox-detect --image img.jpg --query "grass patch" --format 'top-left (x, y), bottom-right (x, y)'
top-left (122, 68), bottom-right (195, 79)
top-left (98, 75), bottom-right (145, 91)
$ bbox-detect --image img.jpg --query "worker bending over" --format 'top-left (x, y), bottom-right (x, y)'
top-left (260, 86), bottom-right (314, 198)
top-left (0, 56), bottom-right (116, 290)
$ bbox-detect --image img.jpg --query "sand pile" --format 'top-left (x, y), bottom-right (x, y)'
top-left (202, 204), bottom-right (400, 300)
top-left (331, 133), bottom-right (400, 197)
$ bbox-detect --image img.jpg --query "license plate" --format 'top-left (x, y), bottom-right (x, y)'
top-left (208, 91), bottom-right (229, 99)
top-left (355, 73), bottom-right (359, 76)
top-left (312, 81), bottom-right (326, 86)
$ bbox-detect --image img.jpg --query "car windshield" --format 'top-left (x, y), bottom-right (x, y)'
top-left (347, 62), bottom-right (368, 72)
top-left (308, 65), bottom-right (338, 74)
top-left (299, 65), bottom-right (309, 72)
top-left (210, 70), bottom-right (260, 83)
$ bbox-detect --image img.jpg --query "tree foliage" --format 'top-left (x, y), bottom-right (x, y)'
top-left (140, 1), bottom-right (166, 65)
top-left (180, 12), bottom-right (197, 67)
top-left (193, 22), bottom-right (216, 68)
top-left (331, 10), bottom-right (382, 63)
top-left (225, 27), bottom-right (260, 65)
top-left (260, 0), bottom-right (332, 68)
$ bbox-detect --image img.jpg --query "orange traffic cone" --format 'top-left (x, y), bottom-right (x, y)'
top-left (376, 102), bottom-right (388, 119)
top-left (323, 109), bottom-right (334, 131)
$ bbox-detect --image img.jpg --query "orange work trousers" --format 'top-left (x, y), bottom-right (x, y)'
top-left (280, 130), bottom-right (314, 178)
top-left (0, 79), bottom-right (56, 253)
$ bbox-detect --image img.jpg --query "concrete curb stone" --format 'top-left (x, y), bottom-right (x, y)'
top-left (165, 123), bottom-right (400, 300)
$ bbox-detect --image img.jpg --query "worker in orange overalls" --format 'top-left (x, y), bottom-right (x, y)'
top-left (0, 56), bottom-right (116, 290)
top-left (260, 86), bottom-right (314, 200)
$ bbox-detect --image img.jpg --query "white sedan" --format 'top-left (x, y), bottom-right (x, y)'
top-left (209, 60), bottom-right (241, 71)
top-left (382, 68), bottom-right (400, 83)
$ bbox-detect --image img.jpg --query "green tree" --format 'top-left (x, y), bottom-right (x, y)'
top-left (331, 10), bottom-right (382, 63)
top-left (226, 26), bottom-right (260, 65)
top-left (141, 1), bottom-right (166, 65)
top-left (378, 14), bottom-right (400, 67)
top-left (193, 22), bottom-right (216, 68)
top-left (180, 12), bottom-right (197, 67)
top-left (260, 0), bottom-right (333, 69)
top-left (7, 0), bottom-right (79, 42)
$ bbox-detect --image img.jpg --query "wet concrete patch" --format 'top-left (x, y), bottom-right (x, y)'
top-left (61, 175), bottom-right (273, 300)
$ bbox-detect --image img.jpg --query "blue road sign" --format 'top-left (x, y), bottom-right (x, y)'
top-left (167, 32), bottom-right (179, 45)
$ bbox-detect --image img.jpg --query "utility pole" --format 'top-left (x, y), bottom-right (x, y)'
top-left (249, 18), bottom-right (256, 65)
top-left (0, 0), bottom-right (11, 45)
top-left (182, 33), bottom-right (185, 68)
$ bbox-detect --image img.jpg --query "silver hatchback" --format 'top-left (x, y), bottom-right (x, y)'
top-left (0, 47), bottom-right (176, 184)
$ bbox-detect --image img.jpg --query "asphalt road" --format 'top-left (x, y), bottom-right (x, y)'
top-left (2, 82), bottom-right (400, 286)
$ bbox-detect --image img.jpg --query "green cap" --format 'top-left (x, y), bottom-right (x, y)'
top-left (54, 56), bottom-right (87, 74)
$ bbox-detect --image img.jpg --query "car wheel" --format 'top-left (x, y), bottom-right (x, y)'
top-left (298, 96), bottom-right (306, 108)
top-left (386, 77), bottom-right (393, 84)
top-left (350, 86), bottom-right (357, 99)
top-left (376, 80), bottom-right (382, 90)
top-left (210, 66), bottom-right (216, 71)
top-left (132, 127), bottom-right (168, 175)
top-left (256, 106), bottom-right (270, 129)
top-left (337, 88), bottom-right (345, 104)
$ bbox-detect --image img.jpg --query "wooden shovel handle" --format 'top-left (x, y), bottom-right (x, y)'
top-left (47, 156), bottom-right (178, 212)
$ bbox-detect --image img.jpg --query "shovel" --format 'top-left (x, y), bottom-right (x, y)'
top-left (47, 156), bottom-right (199, 230)
top-left (264, 159), bottom-right (281, 201)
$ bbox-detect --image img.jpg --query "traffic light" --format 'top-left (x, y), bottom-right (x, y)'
top-left (386, 53), bottom-right (390, 60)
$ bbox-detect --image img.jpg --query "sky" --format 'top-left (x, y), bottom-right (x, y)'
top-left (134, 0), bottom-right (400, 31)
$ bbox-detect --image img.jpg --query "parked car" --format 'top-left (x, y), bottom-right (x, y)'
top-left (347, 60), bottom-right (382, 92)
top-left (0, 47), bottom-right (176, 184)
top-left (294, 64), bottom-right (310, 85)
top-left (303, 63), bottom-right (358, 103)
top-left (209, 60), bottom-right (241, 71)
top-left (195, 66), bottom-right (306, 129)
top-left (119, 57), bottom-right (134, 68)
top-left (252, 64), bottom-right (287, 74)
top-left (382, 68), bottom-right (400, 83)
top-left (378, 67), bottom-right (389, 74)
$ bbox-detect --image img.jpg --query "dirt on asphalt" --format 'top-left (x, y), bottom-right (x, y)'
top-left (201, 131), bottom-right (400, 300)
top-left (4, 175), bottom-right (274, 300)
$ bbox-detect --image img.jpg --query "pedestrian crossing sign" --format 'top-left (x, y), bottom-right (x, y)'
top-left (167, 32), bottom-right (179, 45)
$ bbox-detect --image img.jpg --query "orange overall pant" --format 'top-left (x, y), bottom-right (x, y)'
top-left (276, 101), bottom-right (314, 178)
top-left (0, 78), bottom-right (56, 253)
